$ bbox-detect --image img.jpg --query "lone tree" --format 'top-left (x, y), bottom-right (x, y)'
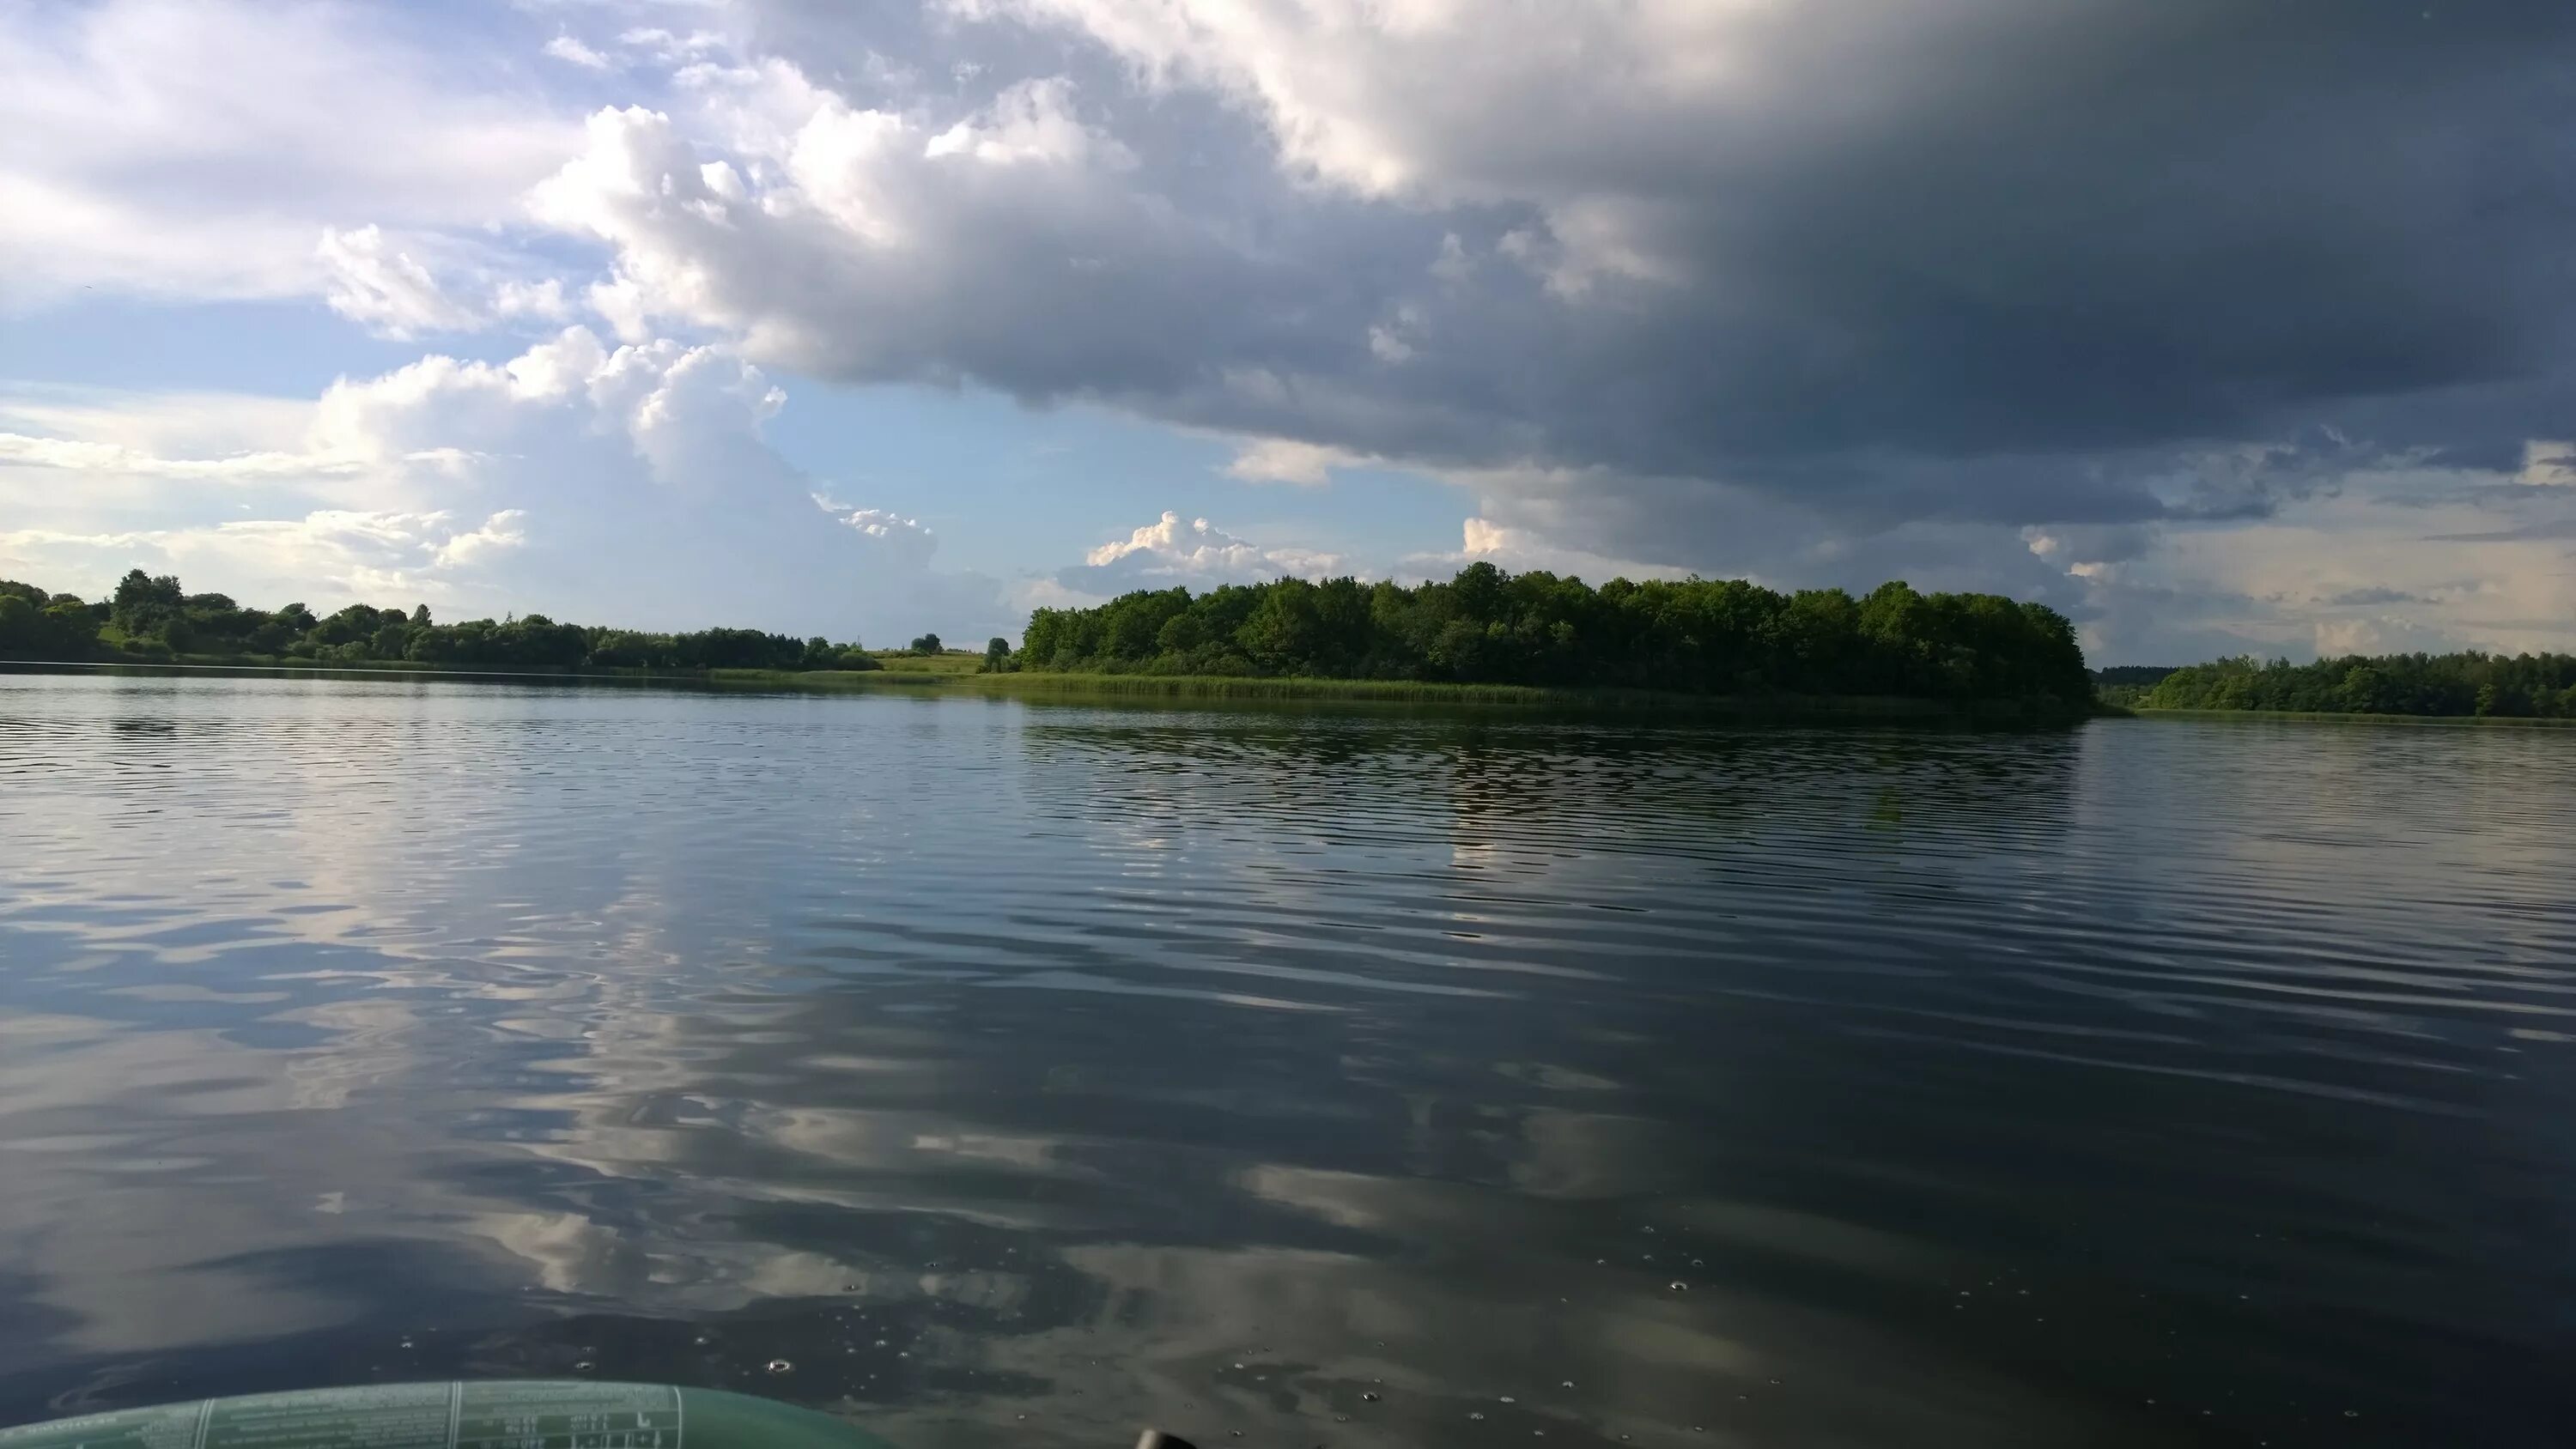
top-left (909, 633), bottom-right (943, 655)
top-left (982, 636), bottom-right (1011, 671)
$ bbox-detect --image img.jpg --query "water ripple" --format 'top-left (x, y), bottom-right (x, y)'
top-left (3, 672), bottom-right (2573, 1446)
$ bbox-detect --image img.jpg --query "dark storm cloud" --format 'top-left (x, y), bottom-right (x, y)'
top-left (2420, 441), bottom-right (2530, 474)
top-left (532, 0), bottom-right (2576, 607)
top-left (2427, 519), bottom-right (2576, 543)
top-left (710, 1), bottom-right (2576, 499)
top-left (1664, 1), bottom-right (2576, 458)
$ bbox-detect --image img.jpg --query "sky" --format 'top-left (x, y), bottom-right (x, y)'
top-left (4, 0), bottom-right (2574, 663)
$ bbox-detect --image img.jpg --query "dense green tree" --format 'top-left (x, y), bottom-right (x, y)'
top-left (2143, 652), bottom-right (2576, 717)
top-left (0, 581), bottom-right (107, 660)
top-left (983, 636), bottom-right (1012, 671)
top-left (1012, 564), bottom-right (2093, 703)
top-left (2, 572), bottom-right (884, 676)
top-left (109, 570), bottom-right (183, 628)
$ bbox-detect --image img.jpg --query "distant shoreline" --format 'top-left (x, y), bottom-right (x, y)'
top-left (701, 668), bottom-right (2094, 722)
top-left (33, 660), bottom-right (2567, 724)
top-left (0, 648), bottom-right (985, 684)
top-left (2, 657), bottom-right (697, 684)
top-left (2125, 706), bottom-right (2576, 729)
top-left (4, 658), bottom-right (2093, 724)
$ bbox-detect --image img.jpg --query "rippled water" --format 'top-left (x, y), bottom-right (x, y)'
top-left (2, 670), bottom-right (2572, 1447)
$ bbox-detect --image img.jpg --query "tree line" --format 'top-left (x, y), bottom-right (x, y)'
top-left (2140, 652), bottom-right (2576, 718)
top-left (23, 566), bottom-right (2570, 718)
top-left (2, 570), bottom-right (904, 672)
top-left (2090, 665), bottom-right (2178, 709)
top-left (1009, 563), bottom-right (2094, 703)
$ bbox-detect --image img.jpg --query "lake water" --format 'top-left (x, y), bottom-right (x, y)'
top-left (2, 671), bottom-right (2571, 1447)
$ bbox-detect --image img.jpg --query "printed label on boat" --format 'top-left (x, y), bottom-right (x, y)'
top-left (0, 1384), bottom-right (682, 1449)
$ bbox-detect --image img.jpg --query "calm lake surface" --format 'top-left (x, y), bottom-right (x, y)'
top-left (3, 671), bottom-right (2572, 1447)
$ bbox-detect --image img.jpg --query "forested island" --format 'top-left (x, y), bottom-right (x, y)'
top-left (2135, 652), bottom-right (2576, 718)
top-left (1009, 565), bottom-right (2094, 705)
top-left (6, 564), bottom-right (2095, 712)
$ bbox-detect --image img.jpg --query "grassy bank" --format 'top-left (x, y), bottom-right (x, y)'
top-left (980, 673), bottom-right (1586, 704)
top-left (705, 666), bottom-right (943, 688)
top-left (12, 646), bottom-right (972, 682)
top-left (863, 651), bottom-right (987, 675)
top-left (714, 667), bottom-right (2093, 722)
top-left (705, 668), bottom-right (1583, 702)
top-left (2130, 706), bottom-right (2576, 728)
top-left (13, 655), bottom-right (2090, 723)
top-left (6, 654), bottom-right (699, 682)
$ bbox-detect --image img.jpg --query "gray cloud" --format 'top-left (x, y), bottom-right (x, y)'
top-left (521, 0), bottom-right (2576, 633)
top-left (2427, 519), bottom-right (2576, 544)
top-left (733, 3), bottom-right (2572, 464)
top-left (2420, 440), bottom-right (2530, 474)
top-left (26, 0), bottom-right (2572, 658)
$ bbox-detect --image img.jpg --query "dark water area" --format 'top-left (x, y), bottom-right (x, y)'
top-left (3, 671), bottom-right (2572, 1447)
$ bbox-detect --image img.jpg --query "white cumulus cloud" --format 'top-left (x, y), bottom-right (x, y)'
top-left (491, 277), bottom-right (574, 322)
top-left (817, 500), bottom-right (938, 567)
top-left (1063, 510), bottom-right (1342, 592)
top-left (317, 225), bottom-right (484, 339)
top-left (1225, 438), bottom-right (1357, 488)
top-left (0, 432), bottom-right (363, 481)
top-left (433, 509), bottom-right (530, 568)
top-left (544, 34), bottom-right (615, 70)
top-left (1, 328), bottom-right (1009, 640)
top-left (0, 0), bottom-right (580, 306)
top-left (1, 509), bottom-right (530, 606)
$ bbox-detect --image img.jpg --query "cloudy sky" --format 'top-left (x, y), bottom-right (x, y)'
top-left (4, 0), bottom-right (2573, 661)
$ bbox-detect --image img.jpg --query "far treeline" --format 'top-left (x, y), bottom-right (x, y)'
top-left (0, 571), bottom-right (974, 671)
top-left (6, 563), bottom-right (2093, 706)
top-left (2135, 652), bottom-right (2576, 718)
top-left (1010, 564), bottom-right (2094, 704)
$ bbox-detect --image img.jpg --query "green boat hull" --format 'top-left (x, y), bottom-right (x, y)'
top-left (0, 1382), bottom-right (896, 1449)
